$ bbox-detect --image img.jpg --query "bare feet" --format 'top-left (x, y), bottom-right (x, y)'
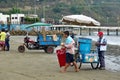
top-left (75, 69), bottom-right (80, 72)
top-left (60, 69), bottom-right (66, 73)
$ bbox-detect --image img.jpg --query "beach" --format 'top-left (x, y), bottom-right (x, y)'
top-left (0, 36), bottom-right (120, 80)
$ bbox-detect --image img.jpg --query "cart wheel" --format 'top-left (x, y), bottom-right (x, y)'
top-left (75, 53), bottom-right (82, 69)
top-left (46, 46), bottom-right (54, 53)
top-left (91, 62), bottom-right (99, 69)
top-left (18, 45), bottom-right (25, 53)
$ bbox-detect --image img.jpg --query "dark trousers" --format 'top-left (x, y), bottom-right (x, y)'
top-left (5, 38), bottom-right (10, 51)
top-left (98, 51), bottom-right (105, 67)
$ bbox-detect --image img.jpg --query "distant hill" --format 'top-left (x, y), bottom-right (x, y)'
top-left (0, 0), bottom-right (120, 26)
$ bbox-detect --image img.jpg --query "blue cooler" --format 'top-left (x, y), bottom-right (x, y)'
top-left (78, 38), bottom-right (96, 63)
top-left (78, 38), bottom-right (92, 54)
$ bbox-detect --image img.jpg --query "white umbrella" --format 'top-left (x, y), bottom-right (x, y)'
top-left (62, 14), bottom-right (100, 26)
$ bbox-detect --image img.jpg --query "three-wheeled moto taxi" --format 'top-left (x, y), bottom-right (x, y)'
top-left (18, 22), bottom-right (62, 53)
top-left (75, 37), bottom-right (99, 69)
top-left (18, 34), bottom-right (61, 53)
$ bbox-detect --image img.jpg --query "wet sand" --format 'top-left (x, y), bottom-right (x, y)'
top-left (0, 36), bottom-right (120, 80)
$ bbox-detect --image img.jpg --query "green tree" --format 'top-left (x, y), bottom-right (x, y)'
top-left (70, 6), bottom-right (84, 14)
top-left (9, 7), bottom-right (21, 14)
top-left (52, 7), bottom-right (61, 13)
top-left (24, 17), bottom-right (39, 24)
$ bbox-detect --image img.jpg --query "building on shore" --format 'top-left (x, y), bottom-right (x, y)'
top-left (0, 13), bottom-right (25, 24)
top-left (0, 13), bottom-right (10, 24)
top-left (11, 14), bottom-right (25, 24)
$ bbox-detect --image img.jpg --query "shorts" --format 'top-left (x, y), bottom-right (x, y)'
top-left (66, 52), bottom-right (74, 63)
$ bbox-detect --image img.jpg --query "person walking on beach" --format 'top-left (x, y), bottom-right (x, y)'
top-left (61, 31), bottom-right (79, 72)
top-left (5, 30), bottom-right (10, 51)
top-left (95, 31), bottom-right (107, 70)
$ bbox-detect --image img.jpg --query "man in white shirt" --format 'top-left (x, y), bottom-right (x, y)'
top-left (95, 31), bottom-right (107, 70)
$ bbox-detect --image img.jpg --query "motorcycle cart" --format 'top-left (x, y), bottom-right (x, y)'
top-left (18, 22), bottom-right (62, 53)
top-left (75, 37), bottom-right (99, 69)
top-left (18, 34), bottom-right (61, 53)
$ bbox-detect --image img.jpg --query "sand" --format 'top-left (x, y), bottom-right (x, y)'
top-left (0, 36), bottom-right (120, 80)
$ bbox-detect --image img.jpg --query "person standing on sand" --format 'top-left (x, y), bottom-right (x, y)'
top-left (95, 31), bottom-right (107, 70)
top-left (0, 28), bottom-right (6, 50)
top-left (5, 30), bottom-right (10, 51)
top-left (61, 31), bottom-right (79, 72)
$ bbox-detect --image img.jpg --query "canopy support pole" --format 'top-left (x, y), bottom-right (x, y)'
top-left (116, 29), bottom-right (118, 36)
top-left (89, 28), bottom-right (91, 35)
top-left (80, 28), bottom-right (82, 35)
top-left (107, 29), bottom-right (109, 35)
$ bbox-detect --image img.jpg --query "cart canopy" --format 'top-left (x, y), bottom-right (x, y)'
top-left (25, 22), bottom-right (52, 29)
